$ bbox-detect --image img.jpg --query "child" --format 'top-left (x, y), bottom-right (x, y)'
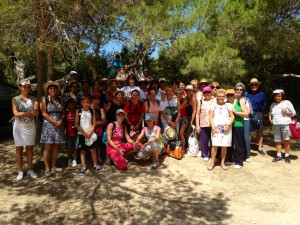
top-left (75, 96), bottom-right (102, 175)
top-left (64, 99), bottom-right (78, 167)
top-left (91, 93), bottom-right (107, 164)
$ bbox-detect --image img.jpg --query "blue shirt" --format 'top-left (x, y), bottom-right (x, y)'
top-left (244, 91), bottom-right (267, 112)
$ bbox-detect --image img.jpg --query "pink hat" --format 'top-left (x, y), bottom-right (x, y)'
top-left (202, 86), bottom-right (212, 92)
top-left (91, 92), bottom-right (101, 99)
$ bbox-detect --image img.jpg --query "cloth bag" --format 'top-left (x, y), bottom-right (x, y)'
top-left (187, 125), bottom-right (201, 157)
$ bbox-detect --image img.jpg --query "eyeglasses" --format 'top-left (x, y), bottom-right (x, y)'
top-left (212, 86), bottom-right (220, 89)
top-left (235, 88), bottom-right (243, 92)
top-left (226, 94), bottom-right (235, 97)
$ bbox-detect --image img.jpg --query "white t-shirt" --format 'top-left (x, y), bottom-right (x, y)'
top-left (159, 97), bottom-right (178, 123)
top-left (121, 86), bottom-right (146, 101)
top-left (79, 109), bottom-right (93, 133)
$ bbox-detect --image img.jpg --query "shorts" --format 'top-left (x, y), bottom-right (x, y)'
top-left (137, 142), bottom-right (162, 158)
top-left (180, 117), bottom-right (188, 126)
top-left (273, 124), bottom-right (290, 142)
top-left (66, 136), bottom-right (78, 150)
top-left (78, 134), bottom-right (96, 151)
top-left (250, 111), bottom-right (264, 132)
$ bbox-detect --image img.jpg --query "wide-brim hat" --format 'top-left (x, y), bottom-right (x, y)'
top-left (43, 80), bottom-right (60, 94)
top-left (164, 126), bottom-right (176, 140)
top-left (108, 78), bottom-right (119, 86)
top-left (249, 78), bottom-right (261, 86)
top-left (114, 88), bottom-right (125, 96)
top-left (199, 78), bottom-right (208, 84)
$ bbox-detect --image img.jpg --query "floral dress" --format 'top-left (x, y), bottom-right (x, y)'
top-left (210, 103), bottom-right (233, 147)
top-left (40, 98), bottom-right (65, 144)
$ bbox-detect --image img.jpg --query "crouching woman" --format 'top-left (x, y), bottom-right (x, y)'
top-left (134, 113), bottom-right (162, 170)
top-left (106, 109), bottom-right (136, 170)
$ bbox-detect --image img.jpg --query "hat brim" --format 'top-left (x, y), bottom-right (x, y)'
top-left (43, 81), bottom-right (60, 94)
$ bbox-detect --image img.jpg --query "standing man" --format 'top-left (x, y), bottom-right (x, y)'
top-left (244, 78), bottom-right (267, 155)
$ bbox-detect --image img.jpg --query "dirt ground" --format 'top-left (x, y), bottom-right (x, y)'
top-left (0, 129), bottom-right (300, 225)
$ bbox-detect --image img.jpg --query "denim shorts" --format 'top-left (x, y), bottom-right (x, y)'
top-left (250, 111), bottom-right (264, 132)
top-left (66, 136), bottom-right (78, 150)
top-left (273, 124), bottom-right (290, 142)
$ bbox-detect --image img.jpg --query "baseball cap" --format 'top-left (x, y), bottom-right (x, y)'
top-left (159, 78), bottom-right (166, 82)
top-left (69, 70), bottom-right (78, 75)
top-left (116, 109), bottom-right (125, 114)
top-left (145, 113), bottom-right (154, 121)
top-left (185, 85), bottom-right (193, 90)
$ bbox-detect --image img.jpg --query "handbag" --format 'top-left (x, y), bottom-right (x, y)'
top-left (289, 119), bottom-right (300, 139)
top-left (165, 139), bottom-right (183, 160)
top-left (187, 125), bottom-right (201, 157)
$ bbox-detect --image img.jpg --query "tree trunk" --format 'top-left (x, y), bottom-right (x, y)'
top-left (47, 43), bottom-right (55, 81)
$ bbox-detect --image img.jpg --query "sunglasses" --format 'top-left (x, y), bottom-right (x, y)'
top-left (203, 91), bottom-right (211, 94)
top-left (226, 94), bottom-right (235, 97)
top-left (235, 88), bottom-right (243, 92)
top-left (212, 86), bottom-right (220, 89)
top-left (250, 84), bottom-right (258, 87)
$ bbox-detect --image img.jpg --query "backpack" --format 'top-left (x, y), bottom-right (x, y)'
top-left (77, 108), bottom-right (94, 126)
top-left (102, 122), bottom-right (126, 144)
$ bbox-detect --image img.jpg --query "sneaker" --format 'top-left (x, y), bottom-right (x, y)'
top-left (258, 150), bottom-right (266, 155)
top-left (72, 160), bottom-right (77, 167)
top-left (246, 158), bottom-right (251, 162)
top-left (203, 157), bottom-right (210, 162)
top-left (52, 167), bottom-right (63, 172)
top-left (79, 168), bottom-right (86, 176)
top-left (234, 164), bottom-right (243, 169)
top-left (45, 170), bottom-right (51, 177)
top-left (27, 170), bottom-right (37, 179)
top-left (151, 162), bottom-right (161, 170)
top-left (68, 159), bottom-right (72, 167)
top-left (284, 157), bottom-right (291, 164)
top-left (16, 171), bottom-right (24, 181)
top-left (94, 165), bottom-right (102, 172)
top-left (272, 156), bottom-right (282, 162)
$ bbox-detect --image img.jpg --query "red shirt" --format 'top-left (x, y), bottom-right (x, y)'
top-left (124, 100), bottom-right (145, 126)
top-left (64, 110), bottom-right (77, 137)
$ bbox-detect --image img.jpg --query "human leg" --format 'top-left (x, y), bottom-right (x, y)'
top-left (107, 146), bottom-right (127, 170)
top-left (200, 127), bottom-right (211, 158)
top-left (25, 146), bottom-right (34, 170)
top-left (257, 131), bottom-right (263, 151)
top-left (208, 146), bottom-right (217, 170)
top-left (232, 127), bottom-right (245, 166)
top-left (43, 144), bottom-right (52, 172)
top-left (179, 123), bottom-right (187, 152)
top-left (243, 120), bottom-right (251, 159)
top-left (51, 144), bottom-right (61, 170)
top-left (16, 146), bottom-right (24, 171)
top-left (221, 147), bottom-right (227, 167)
top-left (90, 148), bottom-right (98, 167)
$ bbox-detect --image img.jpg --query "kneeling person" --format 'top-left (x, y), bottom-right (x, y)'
top-left (134, 113), bottom-right (162, 170)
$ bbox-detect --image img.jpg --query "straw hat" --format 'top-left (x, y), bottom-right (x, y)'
top-left (248, 78), bottom-right (261, 85)
top-left (226, 89), bottom-right (235, 95)
top-left (199, 78), bottom-right (208, 84)
top-left (164, 126), bottom-right (176, 140)
top-left (43, 80), bottom-right (60, 94)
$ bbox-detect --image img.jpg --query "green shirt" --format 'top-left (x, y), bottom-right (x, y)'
top-left (233, 99), bottom-right (244, 127)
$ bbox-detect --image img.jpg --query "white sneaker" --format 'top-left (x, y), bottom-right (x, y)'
top-left (72, 160), bottom-right (77, 167)
top-left (246, 158), bottom-right (251, 162)
top-left (52, 167), bottom-right (63, 172)
top-left (27, 170), bottom-right (37, 179)
top-left (197, 152), bottom-right (202, 157)
top-left (68, 159), bottom-right (72, 167)
top-left (16, 171), bottom-right (24, 181)
top-left (203, 157), bottom-right (210, 162)
top-left (234, 164), bottom-right (243, 169)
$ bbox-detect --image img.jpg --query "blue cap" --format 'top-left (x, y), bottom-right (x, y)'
top-left (145, 113), bottom-right (154, 121)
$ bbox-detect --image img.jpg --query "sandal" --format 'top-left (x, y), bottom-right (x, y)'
top-left (221, 164), bottom-right (228, 170)
top-left (207, 164), bottom-right (214, 171)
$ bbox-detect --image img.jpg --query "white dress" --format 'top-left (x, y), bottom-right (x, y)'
top-left (210, 103), bottom-right (233, 147)
top-left (13, 96), bottom-right (36, 146)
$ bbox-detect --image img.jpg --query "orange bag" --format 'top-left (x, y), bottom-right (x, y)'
top-left (165, 140), bottom-right (183, 160)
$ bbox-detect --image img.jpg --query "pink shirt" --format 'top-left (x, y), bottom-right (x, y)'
top-left (144, 100), bottom-right (160, 125)
top-left (107, 122), bottom-right (124, 145)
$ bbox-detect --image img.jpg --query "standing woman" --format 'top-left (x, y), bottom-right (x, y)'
top-left (40, 81), bottom-right (65, 176)
top-left (235, 83), bottom-right (252, 162)
top-left (144, 88), bottom-right (160, 125)
top-left (105, 89), bottom-right (125, 125)
top-left (196, 86), bottom-right (215, 161)
top-left (12, 79), bottom-right (39, 180)
top-left (208, 89), bottom-right (234, 170)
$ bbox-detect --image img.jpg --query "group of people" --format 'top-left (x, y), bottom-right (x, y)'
top-left (12, 69), bottom-right (297, 180)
